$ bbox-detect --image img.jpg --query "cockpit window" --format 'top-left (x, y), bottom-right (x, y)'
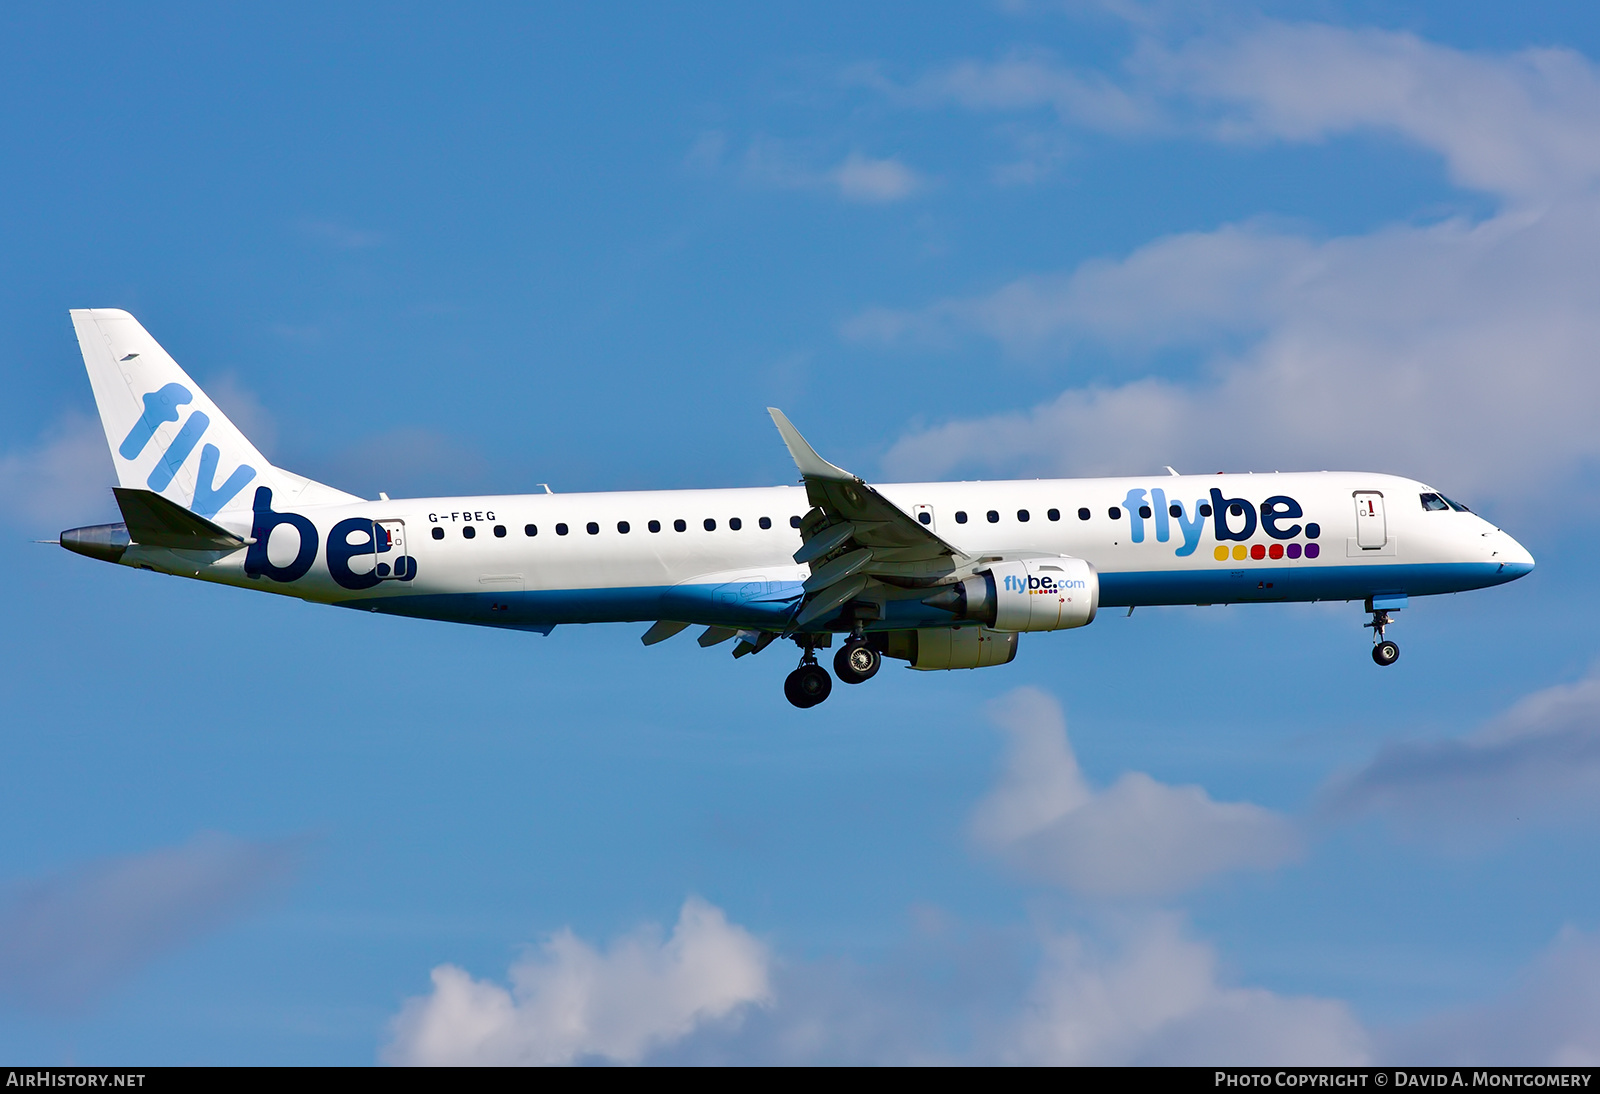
top-left (1420, 493), bottom-right (1450, 512)
top-left (1442, 495), bottom-right (1471, 513)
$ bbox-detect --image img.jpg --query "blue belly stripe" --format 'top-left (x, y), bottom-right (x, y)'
top-left (336, 561), bottom-right (1532, 632)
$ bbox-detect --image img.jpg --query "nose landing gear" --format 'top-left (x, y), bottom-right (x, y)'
top-left (1366, 608), bottom-right (1400, 667)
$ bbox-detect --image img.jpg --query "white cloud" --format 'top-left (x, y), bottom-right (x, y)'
top-left (0, 413), bottom-right (118, 533)
top-left (736, 137), bottom-right (926, 204)
top-left (385, 897), bottom-right (772, 1066)
top-left (829, 153), bottom-right (924, 203)
top-left (0, 833), bottom-right (299, 1012)
top-left (1010, 915), bottom-right (1370, 1065)
top-left (296, 218), bottom-right (385, 250)
top-left (861, 49), bottom-right (1158, 133)
top-left (972, 688), bottom-right (1299, 896)
top-left (868, 193), bottom-right (1600, 501)
top-left (879, 23), bottom-right (1600, 202)
top-left (1384, 926), bottom-right (1600, 1065)
top-left (1145, 23), bottom-right (1600, 202)
top-left (1321, 670), bottom-right (1600, 832)
top-left (848, 24), bottom-right (1600, 502)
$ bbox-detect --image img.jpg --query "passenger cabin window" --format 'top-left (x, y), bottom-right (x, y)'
top-left (759, 516), bottom-right (772, 529)
top-left (524, 524), bottom-right (537, 537)
top-left (618, 521), bottom-right (630, 534)
top-left (986, 510), bottom-right (999, 523)
top-left (1139, 505), bottom-right (1152, 519)
top-left (675, 519), bottom-right (687, 532)
top-left (1017, 509), bottom-right (1030, 522)
top-left (432, 527), bottom-right (444, 540)
top-left (729, 517), bottom-right (742, 531)
top-left (1077, 508), bottom-right (1090, 521)
top-left (955, 511), bottom-right (968, 524)
top-left (704, 518), bottom-right (716, 531)
top-left (494, 525), bottom-right (506, 538)
top-left (790, 515), bottom-right (801, 528)
top-left (1047, 509), bottom-right (1060, 521)
top-left (463, 526), bottom-right (476, 539)
top-left (1169, 505), bottom-right (1182, 518)
top-left (1108, 507), bottom-right (1122, 520)
top-left (556, 523), bottom-right (569, 536)
top-left (648, 520), bottom-right (661, 533)
top-left (1199, 503), bottom-right (1213, 517)
top-left (1420, 493), bottom-right (1451, 512)
top-left (918, 511), bottom-right (931, 525)
top-left (586, 522), bottom-right (599, 535)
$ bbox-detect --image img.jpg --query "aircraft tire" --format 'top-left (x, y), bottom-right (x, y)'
top-left (785, 665), bottom-right (833, 707)
top-left (1372, 640), bottom-right (1400, 667)
top-left (834, 641), bottom-right (881, 684)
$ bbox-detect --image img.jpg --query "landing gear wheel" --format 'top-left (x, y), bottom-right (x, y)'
top-left (784, 664), bottom-right (834, 708)
top-left (834, 641), bottom-right (881, 684)
top-left (1372, 640), bottom-right (1400, 667)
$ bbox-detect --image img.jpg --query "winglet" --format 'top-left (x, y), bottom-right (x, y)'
top-left (767, 408), bottom-right (856, 482)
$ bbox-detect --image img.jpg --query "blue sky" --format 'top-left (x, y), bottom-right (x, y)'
top-left (3, 0), bottom-right (1600, 1064)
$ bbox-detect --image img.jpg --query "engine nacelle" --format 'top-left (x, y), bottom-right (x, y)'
top-left (922, 557), bottom-right (1099, 632)
top-left (883, 627), bottom-right (1019, 670)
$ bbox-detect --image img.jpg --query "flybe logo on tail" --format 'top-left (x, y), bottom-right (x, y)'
top-left (119, 383), bottom-right (257, 518)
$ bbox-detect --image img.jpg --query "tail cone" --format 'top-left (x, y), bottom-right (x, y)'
top-left (61, 523), bottom-right (130, 564)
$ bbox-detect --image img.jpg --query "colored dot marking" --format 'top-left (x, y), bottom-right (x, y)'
top-left (1232, 545), bottom-right (1248, 561)
top-left (1214, 546), bottom-right (1229, 561)
top-left (1305, 543), bottom-right (1321, 559)
top-left (1250, 544), bottom-right (1266, 560)
top-left (1269, 543), bottom-right (1284, 560)
top-left (1287, 543), bottom-right (1302, 559)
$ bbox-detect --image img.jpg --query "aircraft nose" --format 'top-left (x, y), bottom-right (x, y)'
top-left (1490, 529), bottom-right (1535, 577)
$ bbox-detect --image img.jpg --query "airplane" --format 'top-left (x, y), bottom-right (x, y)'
top-left (58, 309), bottom-right (1535, 708)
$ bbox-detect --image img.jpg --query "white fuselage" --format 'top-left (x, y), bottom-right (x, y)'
top-left (112, 471), bottom-right (1534, 635)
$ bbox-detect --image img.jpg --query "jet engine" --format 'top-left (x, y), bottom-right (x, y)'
top-left (922, 557), bottom-right (1099, 632)
top-left (881, 626), bottom-right (1019, 670)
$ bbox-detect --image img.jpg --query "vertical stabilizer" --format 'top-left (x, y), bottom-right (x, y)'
top-left (69, 309), bottom-right (360, 518)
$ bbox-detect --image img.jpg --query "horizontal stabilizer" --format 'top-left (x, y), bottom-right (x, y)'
top-left (113, 487), bottom-right (249, 550)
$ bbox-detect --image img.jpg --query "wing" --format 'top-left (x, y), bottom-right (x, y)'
top-left (768, 408), bottom-right (963, 628)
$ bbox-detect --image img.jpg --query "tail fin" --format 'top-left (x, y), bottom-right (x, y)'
top-left (70, 309), bottom-right (360, 518)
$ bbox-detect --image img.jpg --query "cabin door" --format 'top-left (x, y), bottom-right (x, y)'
top-left (375, 519), bottom-right (414, 580)
top-left (1353, 493), bottom-right (1387, 550)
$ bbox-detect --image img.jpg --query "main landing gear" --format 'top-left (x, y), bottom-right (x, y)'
top-left (834, 634), bottom-right (881, 685)
top-left (784, 628), bottom-right (882, 708)
top-left (1366, 609), bottom-right (1400, 667)
top-left (784, 642), bottom-right (833, 709)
